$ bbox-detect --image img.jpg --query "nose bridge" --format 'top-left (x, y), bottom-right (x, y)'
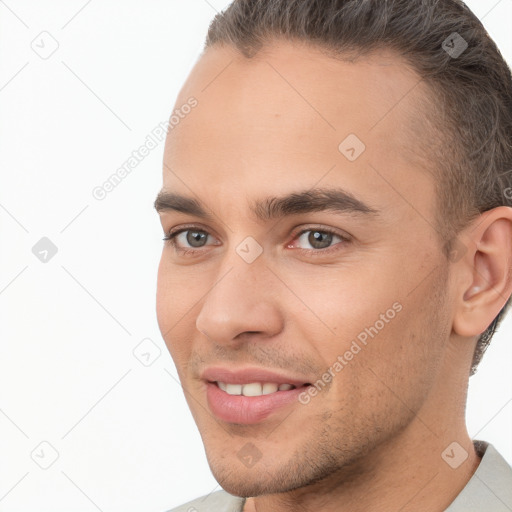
top-left (195, 247), bottom-right (282, 344)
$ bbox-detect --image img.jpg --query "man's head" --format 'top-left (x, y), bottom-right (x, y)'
top-left (155, 0), bottom-right (512, 500)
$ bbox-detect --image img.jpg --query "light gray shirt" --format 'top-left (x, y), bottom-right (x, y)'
top-left (167, 440), bottom-right (512, 511)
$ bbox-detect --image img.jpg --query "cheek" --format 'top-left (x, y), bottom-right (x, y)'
top-left (156, 255), bottom-right (204, 365)
top-left (155, 255), bottom-right (186, 353)
top-left (326, 282), bottom-right (448, 419)
top-left (289, 262), bottom-right (432, 401)
top-left (292, 266), bottom-right (400, 348)
top-left (155, 253), bottom-right (191, 324)
top-left (155, 255), bottom-right (170, 333)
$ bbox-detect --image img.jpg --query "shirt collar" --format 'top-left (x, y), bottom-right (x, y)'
top-left (445, 440), bottom-right (512, 511)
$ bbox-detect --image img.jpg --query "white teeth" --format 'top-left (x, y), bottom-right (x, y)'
top-left (216, 382), bottom-right (296, 396)
top-left (242, 383), bottom-right (262, 396)
top-left (225, 383), bottom-right (242, 395)
top-left (262, 383), bottom-right (279, 394)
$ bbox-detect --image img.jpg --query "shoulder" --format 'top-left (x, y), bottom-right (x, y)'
top-left (164, 490), bottom-right (245, 512)
top-left (445, 440), bottom-right (512, 511)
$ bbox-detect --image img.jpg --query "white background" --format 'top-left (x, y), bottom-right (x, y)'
top-left (0, 1), bottom-right (511, 510)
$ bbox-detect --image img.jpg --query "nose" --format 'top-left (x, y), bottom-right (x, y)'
top-left (195, 259), bottom-right (284, 347)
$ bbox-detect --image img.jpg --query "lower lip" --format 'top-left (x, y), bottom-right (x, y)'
top-left (205, 382), bottom-right (310, 424)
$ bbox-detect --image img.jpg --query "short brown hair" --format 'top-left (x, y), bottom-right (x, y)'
top-left (203, 0), bottom-right (512, 375)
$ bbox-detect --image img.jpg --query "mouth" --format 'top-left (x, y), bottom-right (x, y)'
top-left (211, 380), bottom-right (312, 396)
top-left (201, 367), bottom-right (314, 424)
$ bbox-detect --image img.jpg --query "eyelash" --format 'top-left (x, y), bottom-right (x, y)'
top-left (162, 225), bottom-right (350, 257)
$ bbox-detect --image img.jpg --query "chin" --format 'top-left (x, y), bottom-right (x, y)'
top-left (206, 450), bottom-right (330, 498)
top-left (211, 470), bottom-right (289, 498)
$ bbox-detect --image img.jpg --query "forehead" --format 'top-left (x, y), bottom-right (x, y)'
top-left (162, 41), bottom-right (435, 218)
top-left (170, 42), bottom-right (426, 135)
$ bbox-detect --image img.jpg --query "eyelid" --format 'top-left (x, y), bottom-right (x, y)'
top-left (289, 224), bottom-right (351, 243)
top-left (164, 223), bottom-right (218, 241)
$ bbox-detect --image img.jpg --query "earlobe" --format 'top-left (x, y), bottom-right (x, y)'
top-left (452, 208), bottom-right (512, 338)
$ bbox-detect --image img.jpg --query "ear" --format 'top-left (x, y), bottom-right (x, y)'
top-left (452, 206), bottom-right (512, 338)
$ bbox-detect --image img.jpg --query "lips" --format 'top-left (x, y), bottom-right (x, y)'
top-left (201, 366), bottom-right (313, 424)
top-left (201, 366), bottom-right (312, 387)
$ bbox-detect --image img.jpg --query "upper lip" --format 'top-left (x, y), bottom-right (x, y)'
top-left (201, 366), bottom-right (312, 387)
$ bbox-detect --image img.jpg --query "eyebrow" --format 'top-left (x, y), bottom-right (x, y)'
top-left (153, 187), bottom-right (379, 221)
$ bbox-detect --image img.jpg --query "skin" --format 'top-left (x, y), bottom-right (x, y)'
top-left (155, 41), bottom-right (512, 512)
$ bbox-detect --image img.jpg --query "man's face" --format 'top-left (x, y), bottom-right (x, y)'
top-left (156, 42), bottom-right (455, 496)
